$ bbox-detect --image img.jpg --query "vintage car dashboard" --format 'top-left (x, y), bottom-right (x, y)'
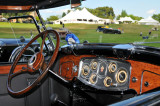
top-left (59, 43), bottom-right (160, 95)
top-left (78, 57), bottom-right (131, 91)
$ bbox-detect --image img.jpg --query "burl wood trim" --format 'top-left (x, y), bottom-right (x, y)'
top-left (0, 6), bottom-right (32, 11)
top-left (59, 55), bottom-right (96, 80)
top-left (127, 60), bottom-right (160, 94)
top-left (0, 64), bottom-right (27, 74)
top-left (141, 71), bottom-right (160, 93)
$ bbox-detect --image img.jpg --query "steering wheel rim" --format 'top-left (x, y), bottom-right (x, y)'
top-left (7, 30), bottom-right (60, 96)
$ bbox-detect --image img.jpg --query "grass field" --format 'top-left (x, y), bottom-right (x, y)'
top-left (0, 22), bottom-right (160, 47)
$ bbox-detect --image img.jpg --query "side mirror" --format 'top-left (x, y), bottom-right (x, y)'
top-left (70, 0), bottom-right (81, 8)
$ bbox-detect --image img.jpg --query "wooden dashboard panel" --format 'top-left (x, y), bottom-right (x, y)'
top-left (141, 71), bottom-right (160, 93)
top-left (58, 55), bottom-right (95, 80)
top-left (128, 60), bottom-right (160, 94)
top-left (0, 64), bottom-right (27, 74)
top-left (59, 55), bottom-right (160, 94)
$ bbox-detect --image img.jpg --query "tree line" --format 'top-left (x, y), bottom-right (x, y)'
top-left (116, 10), bottom-right (143, 21)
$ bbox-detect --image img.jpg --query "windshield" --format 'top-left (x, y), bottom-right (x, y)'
top-left (0, 0), bottom-right (160, 47)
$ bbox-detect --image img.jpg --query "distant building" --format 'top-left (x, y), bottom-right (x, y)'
top-left (138, 17), bottom-right (159, 25)
top-left (118, 17), bottom-right (134, 24)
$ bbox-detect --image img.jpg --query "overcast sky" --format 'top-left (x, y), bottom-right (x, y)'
top-left (40, 0), bottom-right (160, 19)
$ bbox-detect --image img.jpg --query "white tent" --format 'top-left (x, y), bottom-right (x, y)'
top-left (54, 8), bottom-right (111, 24)
top-left (118, 17), bottom-right (134, 24)
top-left (138, 17), bottom-right (159, 25)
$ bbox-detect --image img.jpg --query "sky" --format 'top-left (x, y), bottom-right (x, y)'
top-left (40, 0), bottom-right (160, 20)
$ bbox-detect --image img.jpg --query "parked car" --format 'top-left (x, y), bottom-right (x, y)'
top-left (0, 0), bottom-right (160, 106)
top-left (96, 26), bottom-right (121, 34)
top-left (103, 28), bottom-right (121, 34)
top-left (96, 26), bottom-right (109, 32)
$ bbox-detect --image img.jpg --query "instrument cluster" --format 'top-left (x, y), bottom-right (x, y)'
top-left (78, 57), bottom-right (131, 91)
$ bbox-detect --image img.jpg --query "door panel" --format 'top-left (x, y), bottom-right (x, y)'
top-left (0, 64), bottom-right (50, 106)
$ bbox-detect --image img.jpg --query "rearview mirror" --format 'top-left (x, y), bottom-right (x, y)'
top-left (70, 0), bottom-right (81, 8)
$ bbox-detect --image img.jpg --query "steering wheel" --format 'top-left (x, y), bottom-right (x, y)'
top-left (7, 30), bottom-right (60, 96)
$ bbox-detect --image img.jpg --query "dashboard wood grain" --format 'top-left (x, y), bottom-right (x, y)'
top-left (0, 64), bottom-right (27, 74)
top-left (58, 55), bottom-right (95, 80)
top-left (127, 60), bottom-right (160, 94)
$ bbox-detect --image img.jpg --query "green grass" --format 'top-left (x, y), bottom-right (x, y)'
top-left (0, 22), bottom-right (160, 47)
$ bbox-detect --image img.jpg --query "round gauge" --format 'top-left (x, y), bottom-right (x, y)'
top-left (89, 74), bottom-right (97, 84)
top-left (104, 77), bottom-right (112, 87)
top-left (116, 69), bottom-right (127, 83)
top-left (81, 65), bottom-right (90, 76)
top-left (91, 61), bottom-right (98, 70)
top-left (108, 62), bottom-right (117, 73)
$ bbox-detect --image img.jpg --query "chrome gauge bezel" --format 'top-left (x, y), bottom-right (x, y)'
top-left (89, 73), bottom-right (98, 84)
top-left (90, 60), bottom-right (98, 70)
top-left (81, 64), bottom-right (90, 77)
top-left (104, 76), bottom-right (112, 87)
top-left (116, 68), bottom-right (128, 83)
top-left (108, 62), bottom-right (117, 73)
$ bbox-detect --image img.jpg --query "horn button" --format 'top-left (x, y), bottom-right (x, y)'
top-left (28, 52), bottom-right (44, 72)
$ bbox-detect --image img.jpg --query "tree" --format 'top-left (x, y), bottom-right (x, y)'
top-left (152, 14), bottom-right (160, 22)
top-left (74, 7), bottom-right (82, 10)
top-left (2, 12), bottom-right (30, 18)
top-left (128, 14), bottom-right (143, 21)
top-left (35, 16), bottom-right (45, 23)
top-left (2, 12), bottom-right (30, 22)
top-left (121, 10), bottom-right (128, 17)
top-left (116, 10), bottom-right (143, 21)
top-left (62, 12), bottom-right (66, 17)
top-left (67, 10), bottom-right (71, 14)
top-left (87, 6), bottom-right (115, 19)
top-left (47, 16), bottom-right (59, 21)
top-left (116, 15), bottom-right (121, 20)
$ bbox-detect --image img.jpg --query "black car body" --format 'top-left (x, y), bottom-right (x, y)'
top-left (103, 28), bottom-right (121, 34)
top-left (96, 26), bottom-right (107, 32)
top-left (96, 26), bottom-right (121, 34)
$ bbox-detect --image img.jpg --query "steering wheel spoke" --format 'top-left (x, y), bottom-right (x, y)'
top-left (10, 67), bottom-right (28, 78)
top-left (7, 30), bottom-right (60, 96)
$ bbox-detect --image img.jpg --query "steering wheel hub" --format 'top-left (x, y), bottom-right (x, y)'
top-left (28, 52), bottom-right (44, 72)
